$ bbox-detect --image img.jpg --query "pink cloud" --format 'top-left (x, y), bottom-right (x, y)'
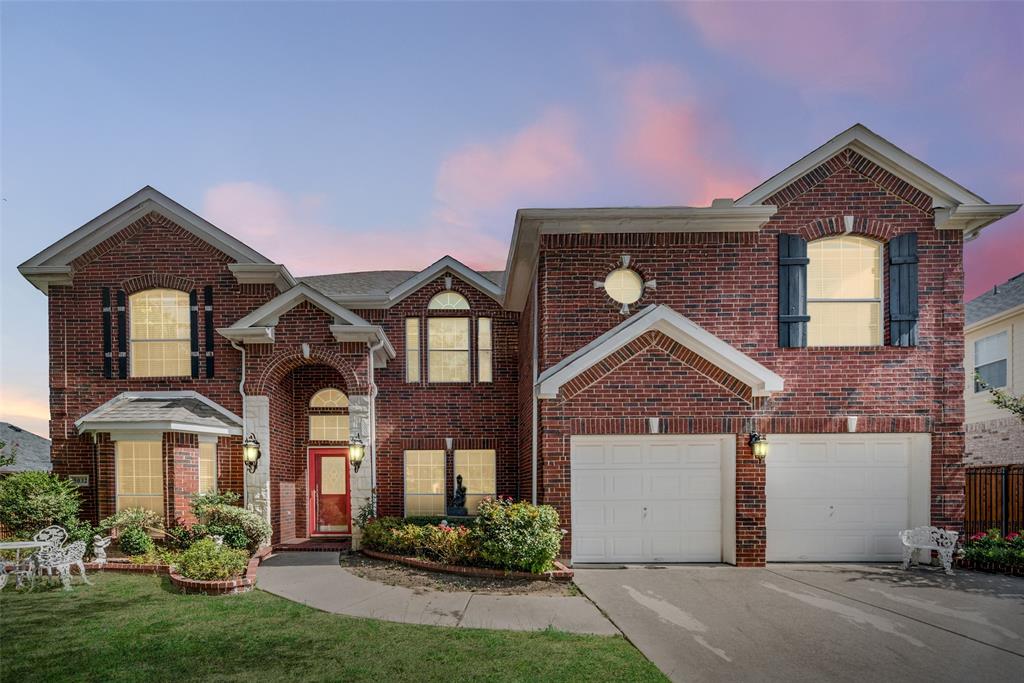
top-left (616, 64), bottom-right (757, 204)
top-left (680, 3), bottom-right (923, 95)
top-left (0, 387), bottom-right (49, 438)
top-left (964, 210), bottom-right (1024, 300)
top-left (435, 108), bottom-right (588, 226)
top-left (202, 182), bottom-right (506, 275)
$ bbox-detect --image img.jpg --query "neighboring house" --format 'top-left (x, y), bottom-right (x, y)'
top-left (964, 273), bottom-right (1024, 466)
top-left (0, 422), bottom-right (52, 474)
top-left (18, 124), bottom-right (1021, 566)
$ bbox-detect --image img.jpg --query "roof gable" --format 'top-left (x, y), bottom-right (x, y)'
top-left (18, 186), bottom-right (293, 293)
top-left (75, 391), bottom-right (243, 437)
top-left (537, 304), bottom-right (784, 400)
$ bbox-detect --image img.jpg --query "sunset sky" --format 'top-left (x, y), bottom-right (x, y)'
top-left (2, 1), bottom-right (1022, 437)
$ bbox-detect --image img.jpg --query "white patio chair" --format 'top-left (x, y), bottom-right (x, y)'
top-left (35, 540), bottom-right (91, 591)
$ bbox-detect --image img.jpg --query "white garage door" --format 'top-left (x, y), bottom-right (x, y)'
top-left (767, 434), bottom-right (929, 562)
top-left (571, 435), bottom-right (733, 564)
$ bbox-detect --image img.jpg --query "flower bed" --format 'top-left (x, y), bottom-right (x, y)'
top-left (86, 546), bottom-right (272, 594)
top-left (360, 498), bottom-right (565, 575)
top-left (959, 529), bottom-right (1024, 576)
top-left (360, 549), bottom-right (573, 581)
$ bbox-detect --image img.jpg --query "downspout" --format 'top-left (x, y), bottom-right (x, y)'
top-left (230, 340), bottom-right (247, 503)
top-left (367, 335), bottom-right (386, 514)
top-left (531, 275), bottom-right (539, 505)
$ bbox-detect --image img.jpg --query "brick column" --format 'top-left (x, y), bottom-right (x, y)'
top-left (735, 434), bottom-right (766, 567)
top-left (164, 432), bottom-right (200, 525)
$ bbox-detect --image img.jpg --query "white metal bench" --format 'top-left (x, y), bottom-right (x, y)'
top-left (899, 526), bottom-right (958, 575)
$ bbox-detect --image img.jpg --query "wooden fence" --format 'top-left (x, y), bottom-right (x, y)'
top-left (965, 465), bottom-right (1024, 537)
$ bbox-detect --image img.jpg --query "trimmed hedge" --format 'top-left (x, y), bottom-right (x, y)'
top-left (176, 538), bottom-right (249, 581)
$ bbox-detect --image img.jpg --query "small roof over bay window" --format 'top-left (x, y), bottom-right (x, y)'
top-left (75, 391), bottom-right (243, 437)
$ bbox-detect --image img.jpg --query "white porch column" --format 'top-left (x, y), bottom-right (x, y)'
top-left (244, 395), bottom-right (272, 531)
top-left (348, 395), bottom-right (371, 549)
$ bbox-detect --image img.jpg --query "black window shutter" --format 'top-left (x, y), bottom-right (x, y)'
top-left (102, 288), bottom-right (112, 379)
top-left (116, 290), bottom-right (127, 378)
top-left (189, 290), bottom-right (200, 378)
top-left (778, 233), bottom-right (809, 347)
top-left (203, 285), bottom-right (215, 378)
top-left (888, 232), bottom-right (919, 347)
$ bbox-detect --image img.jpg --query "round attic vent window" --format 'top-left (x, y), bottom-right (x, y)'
top-left (604, 268), bottom-right (644, 305)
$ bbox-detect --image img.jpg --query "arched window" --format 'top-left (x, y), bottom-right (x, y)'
top-left (427, 292), bottom-right (469, 310)
top-left (309, 388), bottom-right (350, 442)
top-left (807, 236), bottom-right (882, 346)
top-left (129, 289), bottom-right (191, 377)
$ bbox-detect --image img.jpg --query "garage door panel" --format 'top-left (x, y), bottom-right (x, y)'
top-left (571, 435), bottom-right (727, 563)
top-left (768, 434), bottom-right (917, 562)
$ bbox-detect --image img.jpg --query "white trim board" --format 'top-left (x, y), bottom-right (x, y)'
top-left (536, 304), bottom-right (785, 399)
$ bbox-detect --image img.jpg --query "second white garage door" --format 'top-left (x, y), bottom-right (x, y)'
top-left (571, 435), bottom-right (734, 564)
top-left (766, 434), bottom-right (930, 562)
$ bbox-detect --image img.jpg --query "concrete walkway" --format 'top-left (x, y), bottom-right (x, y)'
top-left (257, 551), bottom-right (618, 635)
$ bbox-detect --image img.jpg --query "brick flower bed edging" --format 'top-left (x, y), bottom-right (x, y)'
top-left (955, 557), bottom-right (1024, 577)
top-left (83, 546), bottom-right (274, 595)
top-left (360, 549), bottom-right (574, 581)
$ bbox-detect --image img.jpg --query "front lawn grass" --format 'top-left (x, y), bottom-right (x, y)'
top-left (1, 573), bottom-right (665, 682)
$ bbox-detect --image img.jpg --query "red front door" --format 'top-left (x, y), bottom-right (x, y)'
top-left (309, 448), bottom-right (351, 536)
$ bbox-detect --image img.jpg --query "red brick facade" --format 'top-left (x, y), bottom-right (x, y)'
top-left (35, 141), bottom-right (970, 566)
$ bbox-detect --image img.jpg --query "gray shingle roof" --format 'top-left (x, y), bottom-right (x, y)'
top-left (0, 422), bottom-right (51, 473)
top-left (966, 272), bottom-right (1024, 325)
top-left (77, 393), bottom-right (241, 433)
top-left (300, 269), bottom-right (505, 300)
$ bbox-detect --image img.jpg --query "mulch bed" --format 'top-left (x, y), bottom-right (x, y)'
top-left (340, 553), bottom-right (578, 596)
top-left (955, 558), bottom-right (1024, 577)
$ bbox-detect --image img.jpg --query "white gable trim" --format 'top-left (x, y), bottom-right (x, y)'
top-left (18, 186), bottom-right (291, 294)
top-left (536, 304), bottom-right (785, 399)
top-left (327, 256), bottom-right (504, 308)
top-left (228, 283), bottom-right (369, 330)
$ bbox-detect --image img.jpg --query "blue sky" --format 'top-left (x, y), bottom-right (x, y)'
top-left (2, 1), bottom-right (1022, 436)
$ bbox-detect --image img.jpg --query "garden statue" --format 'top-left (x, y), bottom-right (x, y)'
top-left (447, 474), bottom-right (468, 516)
top-left (212, 535), bottom-right (224, 547)
top-left (92, 535), bottom-right (112, 566)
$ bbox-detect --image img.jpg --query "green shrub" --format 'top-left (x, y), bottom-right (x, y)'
top-left (191, 490), bottom-right (241, 521)
top-left (964, 529), bottom-right (1024, 566)
top-left (205, 523), bottom-right (249, 551)
top-left (473, 498), bottom-right (563, 573)
top-left (99, 507), bottom-right (163, 534)
top-left (176, 538), bottom-right (249, 581)
top-left (202, 504), bottom-right (270, 554)
top-left (0, 472), bottom-right (83, 537)
top-left (129, 547), bottom-right (181, 566)
top-left (118, 525), bottom-right (155, 556)
top-left (402, 515), bottom-right (475, 527)
top-left (420, 524), bottom-right (478, 565)
top-left (164, 522), bottom-right (209, 550)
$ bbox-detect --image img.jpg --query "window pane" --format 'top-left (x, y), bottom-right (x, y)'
top-left (604, 268), bottom-right (644, 304)
top-left (975, 360), bottom-right (1008, 391)
top-left (406, 318), bottom-right (420, 382)
top-left (478, 318), bottom-right (492, 383)
top-left (131, 340), bottom-right (191, 377)
top-left (807, 237), bottom-right (881, 299)
top-left (429, 351), bottom-right (470, 382)
top-left (454, 449), bottom-right (496, 515)
top-left (310, 415), bottom-right (350, 442)
top-left (975, 332), bottom-right (1008, 366)
top-left (116, 440), bottom-right (164, 514)
top-left (199, 442), bottom-right (217, 494)
top-left (310, 388), bottom-right (348, 408)
top-left (428, 318), bottom-right (469, 382)
top-left (405, 450), bottom-right (445, 516)
top-left (130, 289), bottom-right (191, 340)
top-left (807, 302), bottom-right (881, 346)
top-left (428, 292), bottom-right (470, 310)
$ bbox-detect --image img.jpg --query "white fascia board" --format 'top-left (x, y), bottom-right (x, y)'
top-left (502, 206), bottom-right (776, 312)
top-left (217, 326), bottom-right (275, 344)
top-left (18, 266), bottom-right (74, 294)
top-left (19, 186), bottom-right (273, 273)
top-left (936, 204), bottom-right (1022, 239)
top-left (78, 421), bottom-right (240, 437)
top-left (330, 324), bottom-right (397, 365)
top-left (384, 256), bottom-right (504, 306)
top-left (736, 124), bottom-right (988, 208)
top-left (228, 263), bottom-right (297, 291)
top-left (536, 304), bottom-right (784, 399)
top-left (230, 283), bottom-right (368, 329)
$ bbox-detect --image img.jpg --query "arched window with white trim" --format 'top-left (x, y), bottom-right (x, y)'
top-left (309, 388), bottom-right (350, 442)
top-left (129, 288), bottom-right (191, 377)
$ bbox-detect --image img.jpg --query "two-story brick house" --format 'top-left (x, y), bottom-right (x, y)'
top-left (19, 124), bottom-right (1020, 565)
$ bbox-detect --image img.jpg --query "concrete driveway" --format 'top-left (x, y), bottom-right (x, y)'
top-left (574, 564), bottom-right (1023, 682)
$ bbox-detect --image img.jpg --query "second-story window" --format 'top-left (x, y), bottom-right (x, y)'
top-left (807, 236), bottom-right (882, 347)
top-left (974, 331), bottom-right (1008, 392)
top-left (427, 291), bottom-right (470, 383)
top-left (129, 289), bottom-right (191, 377)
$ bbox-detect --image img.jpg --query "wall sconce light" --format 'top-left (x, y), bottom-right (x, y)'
top-left (748, 432), bottom-right (769, 461)
top-left (445, 437), bottom-right (454, 453)
top-left (847, 416), bottom-right (858, 433)
top-left (242, 433), bottom-right (261, 474)
top-left (648, 417), bottom-right (660, 434)
top-left (349, 432), bottom-right (366, 472)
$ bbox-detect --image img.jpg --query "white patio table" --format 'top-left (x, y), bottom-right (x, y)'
top-left (0, 540), bottom-right (50, 564)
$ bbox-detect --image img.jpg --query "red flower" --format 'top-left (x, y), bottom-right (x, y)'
top-left (970, 532), bottom-right (986, 542)
top-left (1006, 532), bottom-right (1020, 541)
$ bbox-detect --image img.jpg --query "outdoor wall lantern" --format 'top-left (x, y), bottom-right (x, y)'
top-left (748, 432), bottom-right (769, 461)
top-left (349, 433), bottom-right (366, 472)
top-left (242, 433), bottom-right (261, 474)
